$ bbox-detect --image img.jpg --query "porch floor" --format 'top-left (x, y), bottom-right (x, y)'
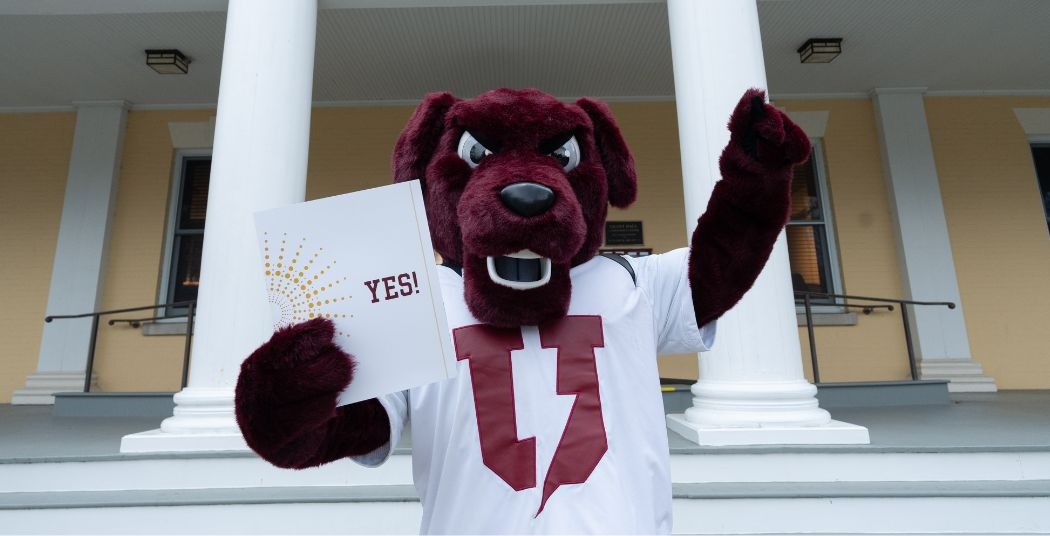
top-left (2, 390), bottom-right (1049, 462)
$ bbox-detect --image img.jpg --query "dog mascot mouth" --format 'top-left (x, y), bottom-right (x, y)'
top-left (486, 250), bottom-right (552, 289)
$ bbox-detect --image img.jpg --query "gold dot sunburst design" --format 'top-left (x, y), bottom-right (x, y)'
top-left (263, 232), bottom-right (353, 337)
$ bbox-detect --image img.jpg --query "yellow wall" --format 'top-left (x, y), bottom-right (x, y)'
top-left (926, 96), bottom-right (1050, 389)
top-left (0, 112), bottom-right (75, 403)
top-left (16, 96), bottom-right (1048, 399)
top-left (87, 102), bottom-right (698, 393)
top-left (93, 110), bottom-right (217, 393)
top-left (777, 99), bottom-right (910, 383)
top-left (777, 96), bottom-right (1050, 388)
top-left (305, 103), bottom-right (698, 379)
top-left (604, 102), bottom-right (698, 379)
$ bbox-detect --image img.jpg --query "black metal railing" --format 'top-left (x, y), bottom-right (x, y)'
top-left (795, 291), bottom-right (955, 383)
top-left (44, 301), bottom-right (196, 393)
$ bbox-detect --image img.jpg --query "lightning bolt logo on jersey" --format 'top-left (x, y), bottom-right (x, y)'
top-left (363, 249), bottom-right (715, 534)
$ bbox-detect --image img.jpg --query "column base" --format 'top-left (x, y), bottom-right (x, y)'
top-left (11, 371), bottom-right (99, 405)
top-left (119, 387), bottom-right (249, 453)
top-left (120, 428), bottom-right (248, 453)
top-left (920, 358), bottom-right (998, 393)
top-left (667, 414), bottom-right (870, 446)
top-left (668, 379), bottom-right (870, 446)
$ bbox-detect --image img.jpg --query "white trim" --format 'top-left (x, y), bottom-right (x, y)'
top-left (70, 100), bottom-right (131, 109)
top-left (130, 103), bottom-right (218, 111)
top-left (770, 92), bottom-right (870, 101)
top-left (927, 89), bottom-right (1050, 97)
top-left (787, 140), bottom-right (845, 310)
top-left (0, 0), bottom-right (661, 15)
top-left (781, 110), bottom-right (828, 139)
top-left (0, 0), bottom-right (227, 15)
top-left (324, 0), bottom-right (665, 7)
top-left (157, 150), bottom-right (211, 315)
top-left (1014, 108), bottom-right (1050, 138)
top-left (2, 96), bottom-right (679, 115)
top-left (774, 89), bottom-right (1050, 101)
top-left (314, 94), bottom-right (677, 108)
top-left (0, 105), bottom-right (76, 114)
top-left (870, 87), bottom-right (929, 96)
top-left (168, 118), bottom-right (215, 149)
top-left (871, 89), bottom-right (996, 390)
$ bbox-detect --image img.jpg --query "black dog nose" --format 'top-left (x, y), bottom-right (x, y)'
top-left (500, 182), bottom-right (555, 217)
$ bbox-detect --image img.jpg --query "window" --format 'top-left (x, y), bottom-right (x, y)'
top-left (1031, 144), bottom-right (1050, 236)
top-left (160, 154), bottom-right (210, 314)
top-left (786, 142), bottom-right (842, 304)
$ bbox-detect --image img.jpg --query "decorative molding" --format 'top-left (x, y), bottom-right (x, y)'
top-left (920, 359), bottom-right (998, 393)
top-left (782, 110), bottom-right (829, 139)
top-left (72, 100), bottom-right (131, 110)
top-left (0, 105), bottom-right (76, 114)
top-left (870, 87), bottom-right (928, 97)
top-left (11, 372), bottom-right (99, 405)
top-left (796, 312), bottom-right (857, 326)
top-left (1013, 108), bottom-right (1050, 137)
top-left (927, 89), bottom-right (1050, 97)
top-left (771, 92), bottom-right (870, 101)
top-left (142, 320), bottom-right (189, 336)
top-left (168, 118), bottom-right (215, 149)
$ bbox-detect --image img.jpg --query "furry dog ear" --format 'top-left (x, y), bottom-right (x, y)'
top-left (392, 92), bottom-right (460, 183)
top-left (575, 98), bottom-right (638, 208)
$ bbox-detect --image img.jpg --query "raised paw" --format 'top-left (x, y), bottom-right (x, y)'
top-left (727, 88), bottom-right (811, 171)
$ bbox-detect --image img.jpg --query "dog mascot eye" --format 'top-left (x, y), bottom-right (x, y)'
top-left (550, 136), bottom-right (580, 172)
top-left (457, 131), bottom-right (493, 168)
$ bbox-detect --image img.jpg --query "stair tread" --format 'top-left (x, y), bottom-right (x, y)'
top-left (5, 480), bottom-right (1050, 510)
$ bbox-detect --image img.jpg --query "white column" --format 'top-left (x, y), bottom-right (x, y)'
top-left (663, 0), bottom-right (867, 445)
top-left (871, 88), bottom-right (996, 393)
top-left (12, 101), bottom-right (128, 404)
top-left (122, 0), bottom-right (318, 452)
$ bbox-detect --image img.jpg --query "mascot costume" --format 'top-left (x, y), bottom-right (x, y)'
top-left (235, 87), bottom-right (810, 533)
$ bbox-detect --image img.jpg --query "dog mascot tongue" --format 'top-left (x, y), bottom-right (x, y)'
top-left (235, 88), bottom-right (810, 533)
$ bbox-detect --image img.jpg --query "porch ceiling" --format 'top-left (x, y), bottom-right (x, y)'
top-left (0, 0), bottom-right (1047, 109)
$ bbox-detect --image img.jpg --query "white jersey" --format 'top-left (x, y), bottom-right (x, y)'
top-left (356, 248), bottom-right (714, 534)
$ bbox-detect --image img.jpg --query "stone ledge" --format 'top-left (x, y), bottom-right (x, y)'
top-left (796, 312), bottom-right (858, 326)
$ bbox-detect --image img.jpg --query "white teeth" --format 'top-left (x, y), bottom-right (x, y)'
top-left (506, 249), bottom-right (543, 259)
top-left (486, 252), bottom-right (552, 290)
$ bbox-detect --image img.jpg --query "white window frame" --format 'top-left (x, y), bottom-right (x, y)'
top-left (1029, 137), bottom-right (1050, 240)
top-left (157, 149), bottom-right (211, 319)
top-left (789, 140), bottom-right (846, 313)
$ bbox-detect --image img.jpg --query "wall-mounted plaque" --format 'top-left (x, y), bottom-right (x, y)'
top-left (600, 247), bottom-right (653, 258)
top-left (605, 220), bottom-right (644, 246)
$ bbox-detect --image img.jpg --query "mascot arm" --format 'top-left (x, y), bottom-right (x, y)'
top-left (689, 89), bottom-right (811, 328)
top-left (234, 317), bottom-right (391, 469)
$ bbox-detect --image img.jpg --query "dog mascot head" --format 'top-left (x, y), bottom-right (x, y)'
top-left (392, 88), bottom-right (637, 327)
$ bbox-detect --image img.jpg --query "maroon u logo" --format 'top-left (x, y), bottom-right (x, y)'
top-left (453, 316), bottom-right (608, 514)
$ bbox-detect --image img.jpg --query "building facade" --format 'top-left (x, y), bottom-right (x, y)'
top-left (2, 0), bottom-right (1049, 422)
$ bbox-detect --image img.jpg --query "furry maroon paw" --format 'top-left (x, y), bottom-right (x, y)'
top-left (724, 89), bottom-right (811, 175)
top-left (235, 318), bottom-right (356, 464)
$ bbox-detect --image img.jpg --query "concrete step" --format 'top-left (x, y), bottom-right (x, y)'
top-left (3, 481), bottom-right (1048, 534)
top-left (51, 392), bottom-right (174, 418)
top-left (5, 448), bottom-right (1050, 494)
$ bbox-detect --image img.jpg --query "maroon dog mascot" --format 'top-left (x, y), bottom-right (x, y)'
top-left (235, 88), bottom-right (809, 533)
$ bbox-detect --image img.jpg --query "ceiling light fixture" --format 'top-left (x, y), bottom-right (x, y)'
top-left (797, 38), bottom-right (842, 64)
top-left (146, 49), bottom-right (190, 74)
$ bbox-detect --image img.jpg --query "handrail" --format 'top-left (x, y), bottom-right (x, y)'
top-left (44, 300), bottom-right (196, 393)
top-left (44, 301), bottom-right (196, 322)
top-left (795, 290), bottom-right (956, 383)
top-left (794, 291), bottom-right (955, 309)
